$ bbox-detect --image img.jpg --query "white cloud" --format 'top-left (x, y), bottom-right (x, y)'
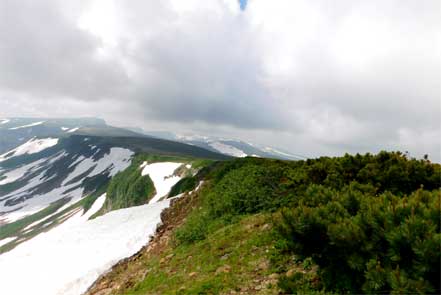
top-left (0, 0), bottom-right (439, 161)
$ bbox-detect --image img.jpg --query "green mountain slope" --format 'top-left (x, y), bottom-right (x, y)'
top-left (86, 151), bottom-right (441, 295)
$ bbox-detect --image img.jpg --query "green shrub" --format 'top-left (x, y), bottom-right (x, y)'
top-left (205, 164), bottom-right (284, 218)
top-left (276, 187), bottom-right (440, 294)
top-left (174, 211), bottom-right (210, 244)
top-left (169, 176), bottom-right (198, 198)
top-left (105, 163), bottom-right (155, 211)
top-left (171, 151), bottom-right (440, 292)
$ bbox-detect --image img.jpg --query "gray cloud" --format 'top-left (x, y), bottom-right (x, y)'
top-left (0, 0), bottom-right (128, 100)
top-left (0, 0), bottom-right (439, 160)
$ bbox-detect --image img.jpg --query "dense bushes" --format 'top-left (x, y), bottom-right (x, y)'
top-left (168, 176), bottom-right (198, 198)
top-left (105, 164), bottom-right (155, 211)
top-left (173, 151), bottom-right (440, 293)
top-left (276, 186), bottom-right (440, 294)
top-left (206, 164), bottom-right (282, 217)
top-left (302, 152), bottom-right (440, 194)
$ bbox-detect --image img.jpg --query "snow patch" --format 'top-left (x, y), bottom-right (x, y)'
top-left (141, 162), bottom-right (182, 203)
top-left (263, 147), bottom-right (303, 159)
top-left (0, 199), bottom-right (171, 295)
top-left (0, 138), bottom-right (59, 162)
top-left (9, 121), bottom-right (44, 130)
top-left (63, 148), bottom-right (133, 185)
top-left (0, 157), bottom-right (48, 185)
top-left (67, 127), bottom-right (79, 133)
top-left (82, 193), bottom-right (106, 220)
top-left (0, 237), bottom-right (16, 248)
top-left (209, 141), bottom-right (247, 158)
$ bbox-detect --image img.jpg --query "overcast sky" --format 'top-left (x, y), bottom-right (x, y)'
top-left (0, 0), bottom-right (440, 161)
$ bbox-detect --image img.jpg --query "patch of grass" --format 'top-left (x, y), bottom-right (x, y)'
top-left (122, 214), bottom-right (279, 295)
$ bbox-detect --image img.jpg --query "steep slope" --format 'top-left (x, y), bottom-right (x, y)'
top-left (0, 129), bottom-right (226, 295)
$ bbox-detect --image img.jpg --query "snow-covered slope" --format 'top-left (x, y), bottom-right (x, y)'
top-left (0, 137), bottom-right (59, 162)
top-left (0, 137), bottom-right (133, 224)
top-left (0, 195), bottom-right (171, 295)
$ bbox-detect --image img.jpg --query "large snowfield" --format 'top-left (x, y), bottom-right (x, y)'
top-left (0, 159), bottom-right (185, 295)
top-left (0, 195), bottom-right (171, 295)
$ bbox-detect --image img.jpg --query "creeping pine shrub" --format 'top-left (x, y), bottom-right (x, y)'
top-left (106, 165), bottom-right (155, 210)
top-left (174, 211), bottom-right (210, 244)
top-left (171, 152), bottom-right (440, 291)
top-left (169, 176), bottom-right (198, 198)
top-left (275, 186), bottom-right (441, 294)
top-left (205, 164), bottom-right (282, 218)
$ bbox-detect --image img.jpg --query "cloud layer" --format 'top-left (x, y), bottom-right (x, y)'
top-left (0, 0), bottom-right (440, 160)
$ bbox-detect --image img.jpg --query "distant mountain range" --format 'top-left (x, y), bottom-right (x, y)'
top-left (128, 129), bottom-right (305, 160)
top-left (0, 117), bottom-right (304, 160)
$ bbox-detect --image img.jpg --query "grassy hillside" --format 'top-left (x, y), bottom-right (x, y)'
top-left (87, 151), bottom-right (440, 295)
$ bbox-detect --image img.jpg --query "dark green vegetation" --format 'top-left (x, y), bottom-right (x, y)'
top-left (104, 163), bottom-right (156, 212)
top-left (168, 177), bottom-right (198, 198)
top-left (101, 154), bottom-right (212, 214)
top-left (277, 187), bottom-right (439, 294)
top-left (141, 151), bottom-right (440, 294)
